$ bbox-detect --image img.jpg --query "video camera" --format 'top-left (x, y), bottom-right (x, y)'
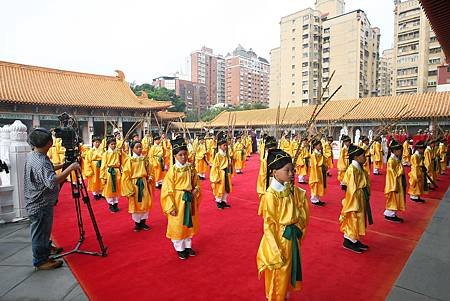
top-left (54, 112), bottom-right (81, 164)
top-left (0, 159), bottom-right (9, 174)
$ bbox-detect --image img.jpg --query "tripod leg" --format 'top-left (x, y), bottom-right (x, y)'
top-left (71, 171), bottom-right (86, 243)
top-left (77, 170), bottom-right (108, 256)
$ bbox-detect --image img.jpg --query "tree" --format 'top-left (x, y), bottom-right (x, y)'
top-left (131, 83), bottom-right (185, 112)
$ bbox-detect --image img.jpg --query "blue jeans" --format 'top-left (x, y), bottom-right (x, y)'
top-left (29, 204), bottom-right (54, 266)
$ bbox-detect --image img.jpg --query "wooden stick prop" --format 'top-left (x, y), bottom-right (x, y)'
top-left (153, 112), bottom-right (162, 134)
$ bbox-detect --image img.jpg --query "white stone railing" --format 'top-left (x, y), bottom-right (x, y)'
top-left (0, 120), bottom-right (30, 223)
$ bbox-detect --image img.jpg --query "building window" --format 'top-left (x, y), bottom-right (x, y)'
top-left (323, 57), bottom-right (329, 63)
top-left (292, 47), bottom-right (296, 51)
top-left (324, 27), bottom-right (330, 34)
top-left (292, 28), bottom-right (296, 33)
top-left (429, 58), bottom-right (440, 64)
top-left (302, 71), bottom-right (308, 76)
top-left (303, 34), bottom-right (309, 39)
top-left (302, 62), bottom-right (308, 67)
top-left (323, 47), bottom-right (329, 53)
top-left (302, 43), bottom-right (309, 49)
top-left (429, 47), bottom-right (441, 54)
top-left (303, 15), bottom-right (310, 21)
top-left (428, 70), bottom-right (437, 76)
top-left (292, 65), bottom-right (295, 69)
top-left (302, 24), bottom-right (309, 30)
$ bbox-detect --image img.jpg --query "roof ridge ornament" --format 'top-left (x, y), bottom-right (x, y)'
top-left (115, 70), bottom-right (125, 81)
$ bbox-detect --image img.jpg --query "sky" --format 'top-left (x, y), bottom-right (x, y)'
top-left (0, 0), bottom-right (394, 84)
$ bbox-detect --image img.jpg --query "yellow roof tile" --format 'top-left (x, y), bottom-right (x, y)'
top-left (0, 61), bottom-right (171, 110)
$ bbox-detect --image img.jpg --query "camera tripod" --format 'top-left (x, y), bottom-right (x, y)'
top-left (52, 166), bottom-right (108, 259)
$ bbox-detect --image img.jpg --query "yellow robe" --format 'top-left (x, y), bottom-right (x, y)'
top-left (148, 143), bottom-right (164, 183)
top-left (245, 136), bottom-right (252, 157)
top-left (371, 142), bottom-right (383, 170)
top-left (309, 150), bottom-right (325, 197)
top-left (210, 151), bottom-right (233, 198)
top-left (100, 150), bottom-right (122, 198)
top-left (84, 146), bottom-right (104, 193)
top-left (290, 140), bottom-right (300, 159)
top-left (259, 140), bottom-right (265, 158)
top-left (279, 138), bottom-right (291, 156)
top-left (323, 141), bottom-right (333, 169)
top-left (408, 152), bottom-right (424, 197)
top-left (402, 141), bottom-right (411, 164)
top-left (424, 146), bottom-right (436, 182)
top-left (233, 141), bottom-right (246, 170)
top-left (205, 138), bottom-right (216, 163)
top-left (141, 136), bottom-right (153, 156)
top-left (257, 184), bottom-right (310, 301)
top-left (339, 163), bottom-right (370, 241)
top-left (384, 155), bottom-right (406, 211)
top-left (257, 153), bottom-right (269, 215)
top-left (337, 145), bottom-right (349, 183)
top-left (160, 163), bottom-right (201, 240)
top-left (438, 143), bottom-right (447, 173)
top-left (194, 143), bottom-right (209, 175)
top-left (361, 143), bottom-right (371, 174)
top-left (121, 155), bottom-right (153, 214)
top-left (162, 139), bottom-right (172, 168)
top-left (47, 138), bottom-right (64, 175)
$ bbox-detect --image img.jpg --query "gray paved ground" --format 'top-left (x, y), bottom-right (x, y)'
top-left (388, 187), bottom-right (450, 301)
top-left (0, 220), bottom-right (88, 301)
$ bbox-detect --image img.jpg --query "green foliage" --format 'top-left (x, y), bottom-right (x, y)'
top-left (199, 102), bottom-right (268, 122)
top-left (131, 83), bottom-right (185, 112)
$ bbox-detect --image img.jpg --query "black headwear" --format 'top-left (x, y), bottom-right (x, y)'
top-left (389, 139), bottom-right (402, 151)
top-left (152, 132), bottom-right (161, 141)
top-left (171, 136), bottom-right (188, 156)
top-left (415, 140), bottom-right (426, 149)
top-left (264, 136), bottom-right (277, 149)
top-left (311, 139), bottom-right (321, 147)
top-left (341, 135), bottom-right (351, 143)
top-left (266, 149), bottom-right (292, 189)
top-left (217, 132), bottom-right (228, 146)
top-left (348, 144), bottom-right (364, 162)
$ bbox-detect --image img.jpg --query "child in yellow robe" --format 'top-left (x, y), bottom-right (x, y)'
top-left (359, 136), bottom-right (371, 174)
top-left (424, 140), bottom-right (436, 186)
top-left (309, 139), bottom-right (326, 206)
top-left (371, 136), bottom-right (384, 175)
top-left (205, 133), bottom-right (216, 164)
top-left (402, 138), bottom-right (412, 166)
top-left (339, 145), bottom-right (372, 253)
top-left (210, 133), bottom-right (233, 209)
top-left (84, 136), bottom-right (104, 200)
top-left (233, 134), bottom-right (246, 174)
top-left (408, 141), bottom-right (426, 203)
top-left (323, 136), bottom-right (334, 176)
top-left (100, 137), bottom-right (122, 213)
top-left (141, 131), bottom-right (153, 157)
top-left (256, 136), bottom-right (277, 215)
top-left (161, 133), bottom-right (172, 169)
top-left (161, 137), bottom-right (201, 260)
top-left (295, 138), bottom-right (309, 184)
top-left (47, 136), bottom-right (64, 175)
top-left (148, 133), bottom-right (164, 189)
top-left (438, 139), bottom-right (447, 175)
top-left (384, 140), bottom-right (406, 223)
top-left (194, 135), bottom-right (209, 180)
top-left (122, 140), bottom-right (153, 231)
top-left (257, 149), bottom-right (310, 301)
top-left (279, 133), bottom-right (291, 156)
top-left (337, 135), bottom-right (351, 189)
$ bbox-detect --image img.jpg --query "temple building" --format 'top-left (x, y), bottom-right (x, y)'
top-left (0, 61), bottom-right (184, 144)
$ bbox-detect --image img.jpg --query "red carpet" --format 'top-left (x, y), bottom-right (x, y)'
top-left (52, 155), bottom-right (450, 300)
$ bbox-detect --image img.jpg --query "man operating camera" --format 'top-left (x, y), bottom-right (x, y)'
top-left (24, 128), bottom-right (80, 270)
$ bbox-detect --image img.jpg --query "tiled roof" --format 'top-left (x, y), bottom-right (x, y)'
top-left (0, 61), bottom-right (171, 110)
top-left (206, 92), bottom-right (450, 127)
top-left (155, 111), bottom-right (185, 121)
top-left (419, 0), bottom-right (450, 60)
top-left (173, 121), bottom-right (209, 130)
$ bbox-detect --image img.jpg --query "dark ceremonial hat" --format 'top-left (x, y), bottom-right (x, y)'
top-left (389, 139), bottom-right (402, 151)
top-left (341, 135), bottom-right (351, 143)
top-left (217, 132), bottom-right (228, 145)
top-left (264, 136), bottom-right (278, 149)
top-left (171, 136), bottom-right (188, 155)
top-left (267, 149), bottom-right (292, 171)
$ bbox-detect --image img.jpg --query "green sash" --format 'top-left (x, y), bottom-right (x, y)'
top-left (136, 178), bottom-right (144, 203)
top-left (362, 187), bottom-right (373, 225)
top-left (223, 168), bottom-right (230, 193)
top-left (182, 191), bottom-right (194, 228)
top-left (282, 224), bottom-right (303, 287)
top-left (96, 160), bottom-right (102, 168)
top-left (108, 167), bottom-right (117, 192)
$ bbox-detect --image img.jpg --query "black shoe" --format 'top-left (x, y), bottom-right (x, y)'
top-left (411, 198), bottom-right (425, 203)
top-left (298, 181), bottom-right (307, 184)
top-left (177, 251), bottom-right (188, 260)
top-left (236, 171), bottom-right (243, 174)
top-left (94, 194), bottom-right (101, 200)
top-left (140, 220), bottom-right (151, 231)
top-left (327, 173), bottom-right (332, 177)
top-left (216, 202), bottom-right (224, 210)
top-left (384, 215), bottom-right (403, 223)
top-left (222, 202), bottom-right (231, 208)
top-left (185, 248), bottom-right (196, 257)
top-left (312, 201), bottom-right (326, 207)
top-left (134, 222), bottom-right (142, 232)
top-left (343, 238), bottom-right (363, 254)
top-left (341, 185), bottom-right (347, 191)
top-left (109, 204), bottom-right (115, 213)
top-left (198, 175), bottom-right (205, 180)
top-left (355, 241), bottom-right (369, 250)
top-left (113, 203), bottom-right (119, 212)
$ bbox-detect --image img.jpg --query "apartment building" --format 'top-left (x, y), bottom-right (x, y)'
top-left (270, 1), bottom-right (380, 108)
top-left (191, 47), bottom-right (225, 107)
top-left (393, 0), bottom-right (444, 94)
top-left (378, 48), bottom-right (394, 96)
top-left (225, 45), bottom-right (270, 106)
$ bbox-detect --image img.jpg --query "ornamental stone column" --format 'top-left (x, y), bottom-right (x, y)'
top-left (9, 120), bottom-right (31, 219)
top-left (0, 125), bottom-right (14, 223)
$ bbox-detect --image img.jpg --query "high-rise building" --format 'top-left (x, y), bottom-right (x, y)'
top-left (225, 45), bottom-right (270, 106)
top-left (175, 80), bottom-right (207, 118)
top-left (191, 47), bottom-right (225, 108)
top-left (269, 1), bottom-right (380, 108)
top-left (378, 48), bottom-right (394, 96)
top-left (393, 0), bottom-right (444, 95)
top-left (322, 10), bottom-right (380, 100)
